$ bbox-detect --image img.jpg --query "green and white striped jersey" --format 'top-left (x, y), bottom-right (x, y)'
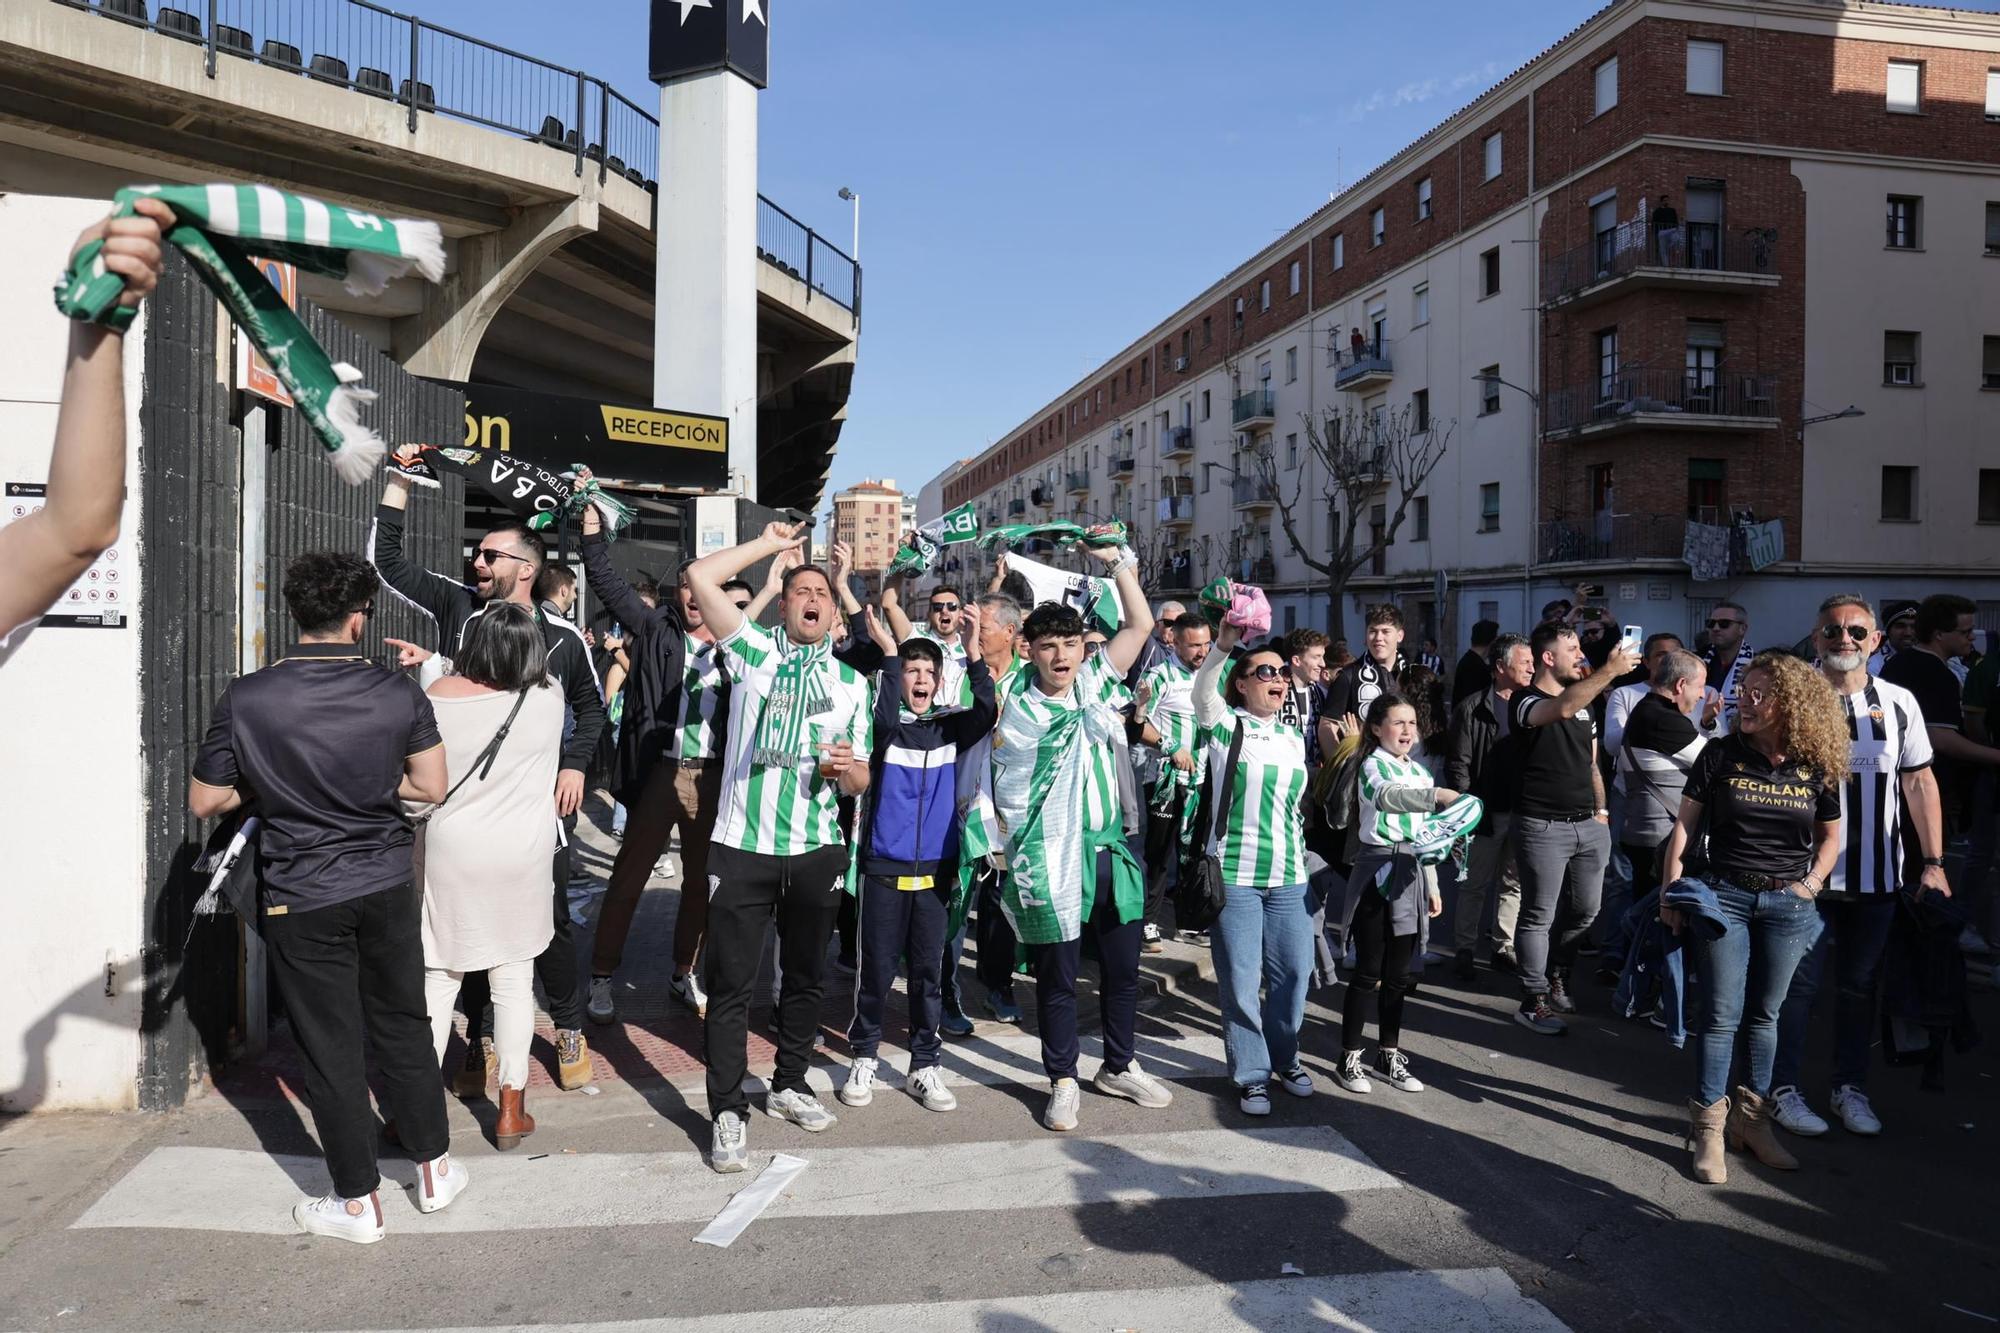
top-left (674, 634), bottom-right (727, 760)
top-left (713, 619), bottom-right (873, 856)
top-left (1359, 750), bottom-right (1434, 848)
top-left (1141, 657), bottom-right (1201, 760)
top-left (1202, 710), bottom-right (1309, 888)
top-left (992, 654), bottom-right (1129, 846)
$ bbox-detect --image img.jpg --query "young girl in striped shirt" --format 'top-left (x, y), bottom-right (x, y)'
top-left (1334, 693), bottom-right (1463, 1095)
top-left (1193, 620), bottom-right (1315, 1117)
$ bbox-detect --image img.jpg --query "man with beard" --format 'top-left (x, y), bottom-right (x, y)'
top-left (1768, 595), bottom-right (1948, 1139)
top-left (1702, 600), bottom-right (1754, 736)
top-left (372, 454), bottom-right (606, 1092)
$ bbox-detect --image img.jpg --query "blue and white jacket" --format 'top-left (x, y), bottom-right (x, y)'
top-left (860, 656), bottom-right (998, 880)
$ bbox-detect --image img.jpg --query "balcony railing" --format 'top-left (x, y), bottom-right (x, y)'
top-left (1109, 457), bottom-right (1136, 479)
top-left (1065, 471), bottom-right (1090, 494)
top-left (1007, 498), bottom-right (1027, 517)
top-left (1232, 478), bottom-right (1276, 508)
top-left (51, 0), bottom-right (860, 317)
top-left (1030, 485), bottom-right (1053, 508)
top-left (1162, 425), bottom-right (1195, 457)
top-left (1237, 555), bottom-right (1277, 584)
top-left (1162, 474), bottom-right (1194, 497)
top-left (1331, 345), bottom-right (1394, 390)
top-left (1158, 495), bottom-right (1197, 525)
top-left (1544, 368), bottom-right (1780, 435)
top-left (1541, 221), bottom-right (1778, 306)
top-left (1537, 514), bottom-right (1686, 565)
top-left (1231, 389), bottom-right (1276, 427)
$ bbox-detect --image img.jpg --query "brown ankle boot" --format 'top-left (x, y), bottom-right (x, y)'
top-left (1726, 1086), bottom-right (1799, 1170)
top-left (1686, 1096), bottom-right (1728, 1184)
top-left (494, 1085), bottom-right (536, 1151)
top-left (555, 1029), bottom-right (594, 1091)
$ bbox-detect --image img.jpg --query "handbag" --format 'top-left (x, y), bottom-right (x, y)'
top-left (1175, 723), bottom-right (1246, 933)
top-left (411, 688), bottom-right (530, 826)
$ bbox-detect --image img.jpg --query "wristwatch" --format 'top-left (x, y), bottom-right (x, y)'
top-left (1592, 807), bottom-right (1610, 818)
top-left (1922, 856), bottom-right (1946, 868)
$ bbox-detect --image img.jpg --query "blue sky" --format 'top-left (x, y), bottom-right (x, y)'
top-left (418, 0), bottom-right (2000, 511)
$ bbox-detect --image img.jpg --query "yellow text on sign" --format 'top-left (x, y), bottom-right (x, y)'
top-left (599, 406), bottom-right (729, 453)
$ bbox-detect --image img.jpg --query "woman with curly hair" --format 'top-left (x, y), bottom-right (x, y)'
top-left (1395, 663), bottom-right (1452, 781)
top-left (1661, 651), bottom-right (1845, 1184)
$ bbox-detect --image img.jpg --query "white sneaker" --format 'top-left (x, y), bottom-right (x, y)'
top-left (1373, 1048), bottom-right (1424, 1093)
top-left (1093, 1058), bottom-right (1174, 1109)
top-left (672, 971), bottom-right (708, 1018)
top-left (1771, 1085), bottom-right (1829, 1137)
top-left (1044, 1077), bottom-right (1081, 1131)
top-left (655, 856), bottom-right (678, 881)
top-left (839, 1056), bottom-right (878, 1107)
top-left (1142, 922), bottom-right (1162, 944)
top-left (1332, 1050), bottom-right (1373, 1094)
top-left (293, 1192), bottom-right (384, 1244)
top-left (1239, 1083), bottom-right (1272, 1116)
top-left (586, 975), bottom-right (617, 1025)
top-left (1831, 1085), bottom-right (1883, 1136)
top-left (411, 1152), bottom-right (468, 1214)
top-left (910, 1065), bottom-right (958, 1112)
top-left (766, 1087), bottom-right (838, 1132)
top-left (1276, 1065), bottom-right (1315, 1098)
top-left (710, 1110), bottom-right (748, 1173)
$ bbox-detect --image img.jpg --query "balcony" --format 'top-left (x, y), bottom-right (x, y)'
top-left (1232, 477), bottom-right (1277, 510)
top-left (1110, 456), bottom-right (1136, 479)
top-left (1065, 470), bottom-right (1091, 496)
top-left (1538, 514), bottom-right (1687, 567)
top-left (1332, 346), bottom-right (1393, 391)
top-left (1544, 368), bottom-right (1781, 439)
top-left (1158, 495), bottom-right (1197, 527)
top-left (1007, 498), bottom-right (1027, 517)
top-left (1161, 426), bottom-right (1196, 459)
top-left (1231, 389), bottom-right (1277, 429)
top-left (1030, 485), bottom-right (1053, 509)
top-left (1159, 552), bottom-right (1197, 593)
top-left (1238, 555), bottom-right (1278, 584)
top-left (1541, 222), bottom-right (1780, 311)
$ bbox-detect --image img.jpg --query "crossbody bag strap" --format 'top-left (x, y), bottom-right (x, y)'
top-left (422, 688), bottom-right (530, 820)
top-left (1213, 720), bottom-right (1248, 839)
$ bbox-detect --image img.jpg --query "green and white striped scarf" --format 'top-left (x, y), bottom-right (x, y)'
top-left (55, 184), bottom-right (444, 485)
top-left (751, 637), bottom-right (836, 769)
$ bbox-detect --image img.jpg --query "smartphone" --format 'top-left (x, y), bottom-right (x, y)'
top-left (1619, 624), bottom-right (1644, 655)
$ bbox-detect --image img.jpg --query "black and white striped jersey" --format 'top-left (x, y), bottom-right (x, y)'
top-left (1828, 677), bottom-right (1932, 895)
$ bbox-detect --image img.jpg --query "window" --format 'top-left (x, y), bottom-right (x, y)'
top-left (1984, 336), bottom-right (2000, 389)
top-left (1260, 279), bottom-right (1272, 311)
top-left (1289, 259), bottom-right (1302, 295)
top-left (1595, 327), bottom-right (1620, 399)
top-left (1285, 346), bottom-right (1298, 383)
top-left (1332, 233), bottom-right (1345, 269)
top-left (1686, 320), bottom-right (1724, 398)
top-left (1986, 203), bottom-right (2000, 256)
top-left (1369, 503), bottom-right (1387, 574)
top-left (1370, 207), bottom-right (1386, 247)
top-left (1589, 193), bottom-right (1620, 271)
top-left (1202, 316), bottom-right (1213, 347)
top-left (1416, 176), bottom-right (1433, 220)
top-left (1483, 132), bottom-right (1502, 181)
top-left (1367, 298), bottom-right (1387, 350)
top-left (1594, 57), bottom-right (1619, 116)
top-left (1884, 330), bottom-right (1920, 385)
top-left (1688, 459), bottom-right (1725, 521)
top-left (1413, 283), bottom-right (1430, 326)
top-left (1285, 432), bottom-right (1298, 468)
top-left (1981, 469), bottom-right (2000, 522)
top-left (1200, 389), bottom-right (1212, 421)
top-left (1412, 496), bottom-right (1430, 542)
top-left (1258, 357), bottom-right (1273, 386)
top-left (1881, 465), bottom-right (1918, 522)
top-left (1988, 69), bottom-right (2000, 120)
top-left (1479, 366), bottom-right (1501, 415)
top-left (1412, 388), bottom-right (1430, 432)
top-left (1886, 195), bottom-right (1921, 249)
top-left (1233, 297), bottom-right (1245, 331)
top-left (1480, 247), bottom-right (1501, 298)
top-left (1888, 60), bottom-right (1922, 113)
top-left (1478, 483), bottom-right (1501, 532)
top-left (1687, 40), bottom-right (1725, 95)
top-left (1181, 330), bottom-right (1191, 360)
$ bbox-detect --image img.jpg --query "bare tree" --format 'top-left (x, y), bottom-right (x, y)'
top-left (1256, 401), bottom-right (1454, 641)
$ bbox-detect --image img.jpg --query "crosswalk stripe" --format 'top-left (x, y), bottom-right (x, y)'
top-left (333, 1270), bottom-right (1570, 1332)
top-left (72, 1127), bottom-right (1401, 1235)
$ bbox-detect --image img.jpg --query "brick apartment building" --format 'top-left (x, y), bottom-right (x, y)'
top-left (831, 477), bottom-right (904, 583)
top-left (927, 0), bottom-right (2000, 647)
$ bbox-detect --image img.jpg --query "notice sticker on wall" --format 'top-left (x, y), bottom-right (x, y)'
top-left (3, 483), bottom-right (127, 629)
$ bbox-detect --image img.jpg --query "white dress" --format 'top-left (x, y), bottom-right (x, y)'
top-left (420, 682), bottom-right (564, 973)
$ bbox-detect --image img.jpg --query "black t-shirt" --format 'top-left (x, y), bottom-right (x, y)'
top-left (1683, 733), bottom-right (1840, 882)
top-left (1879, 648), bottom-right (1962, 733)
top-left (1450, 649), bottom-right (1489, 710)
top-left (194, 644), bottom-right (442, 914)
top-left (1510, 685), bottom-right (1600, 818)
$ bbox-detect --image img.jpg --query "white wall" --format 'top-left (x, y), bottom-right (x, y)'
top-left (0, 194), bottom-right (149, 1111)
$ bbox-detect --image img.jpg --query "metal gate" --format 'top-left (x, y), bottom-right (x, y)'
top-left (137, 262), bottom-right (464, 1111)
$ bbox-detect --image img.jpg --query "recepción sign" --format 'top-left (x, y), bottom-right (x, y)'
top-left (434, 380), bottom-right (730, 491)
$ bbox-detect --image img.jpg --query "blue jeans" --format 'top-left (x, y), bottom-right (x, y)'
top-left (1771, 894), bottom-right (1897, 1095)
top-left (1688, 878), bottom-right (1825, 1106)
top-left (1209, 881), bottom-right (1314, 1086)
top-left (1599, 788), bottom-right (1634, 937)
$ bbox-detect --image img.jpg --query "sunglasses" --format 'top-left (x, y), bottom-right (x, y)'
top-left (731, 599), bottom-right (752, 611)
top-left (473, 546), bottom-right (531, 568)
top-left (1084, 641), bottom-right (1106, 655)
top-left (1705, 618), bottom-right (1740, 630)
top-left (930, 602), bottom-right (961, 613)
top-left (1818, 623), bottom-right (1870, 643)
top-left (1247, 663), bottom-right (1286, 682)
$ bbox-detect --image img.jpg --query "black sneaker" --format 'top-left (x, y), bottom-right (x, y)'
top-left (1452, 948), bottom-right (1477, 983)
top-left (1514, 996), bottom-right (1568, 1035)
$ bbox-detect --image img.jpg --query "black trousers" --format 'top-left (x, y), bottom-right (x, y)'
top-left (1029, 851), bottom-right (1145, 1082)
top-left (848, 876), bottom-right (952, 1069)
top-left (702, 841), bottom-right (848, 1119)
top-left (263, 883), bottom-right (450, 1200)
top-left (942, 863), bottom-right (1018, 1013)
top-left (1142, 800), bottom-right (1181, 929)
top-left (1341, 885), bottom-right (1417, 1051)
top-left (463, 811), bottom-right (583, 1042)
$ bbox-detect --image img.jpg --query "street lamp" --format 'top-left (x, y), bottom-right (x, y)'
top-left (1472, 371), bottom-right (1543, 620)
top-left (837, 186), bottom-right (859, 259)
top-left (1798, 405), bottom-right (1863, 440)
